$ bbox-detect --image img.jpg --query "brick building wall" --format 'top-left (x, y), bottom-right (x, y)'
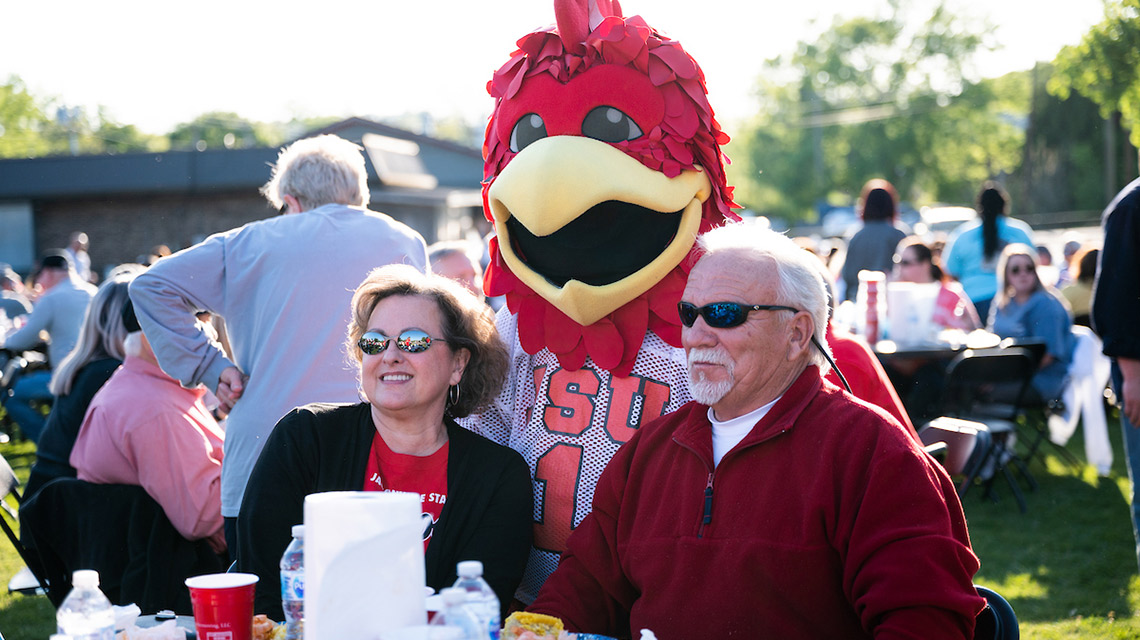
top-left (32, 191), bottom-right (455, 280)
top-left (34, 191), bottom-right (273, 277)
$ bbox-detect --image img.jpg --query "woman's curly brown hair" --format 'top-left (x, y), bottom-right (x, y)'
top-left (346, 264), bottom-right (508, 418)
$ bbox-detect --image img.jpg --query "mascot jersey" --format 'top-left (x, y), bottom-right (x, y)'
top-left (470, 311), bottom-right (693, 603)
top-left (462, 0), bottom-right (738, 603)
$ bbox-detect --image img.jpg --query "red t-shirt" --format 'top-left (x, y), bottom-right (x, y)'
top-left (363, 432), bottom-right (448, 550)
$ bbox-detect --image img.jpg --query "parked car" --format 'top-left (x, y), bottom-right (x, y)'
top-left (821, 206), bottom-right (859, 238)
top-left (915, 205), bottom-right (976, 239)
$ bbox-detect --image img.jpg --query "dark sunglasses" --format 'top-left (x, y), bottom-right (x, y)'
top-left (1008, 264), bottom-right (1034, 276)
top-left (677, 301), bottom-right (799, 329)
top-left (358, 329), bottom-right (444, 355)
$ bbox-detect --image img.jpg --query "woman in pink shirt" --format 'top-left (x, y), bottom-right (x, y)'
top-left (893, 236), bottom-right (982, 331)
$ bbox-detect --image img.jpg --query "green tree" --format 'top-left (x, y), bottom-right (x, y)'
top-left (0, 75), bottom-right (55, 157)
top-left (1048, 0), bottom-right (1140, 192)
top-left (1049, 0), bottom-right (1140, 140)
top-left (729, 1), bottom-right (1021, 222)
top-left (1, 76), bottom-right (166, 157)
top-left (169, 112), bottom-right (279, 150)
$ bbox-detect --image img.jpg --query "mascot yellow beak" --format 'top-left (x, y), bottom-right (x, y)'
top-left (488, 136), bottom-right (711, 326)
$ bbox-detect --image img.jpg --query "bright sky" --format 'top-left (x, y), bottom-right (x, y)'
top-left (1, 0), bottom-right (1106, 136)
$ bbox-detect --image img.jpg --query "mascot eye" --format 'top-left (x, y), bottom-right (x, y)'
top-left (581, 106), bottom-right (643, 143)
top-left (509, 113), bottom-right (548, 153)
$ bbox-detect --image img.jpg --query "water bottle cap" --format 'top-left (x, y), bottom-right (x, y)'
top-left (72, 570), bottom-right (99, 588)
top-left (440, 587), bottom-right (467, 606)
top-left (456, 560), bottom-right (483, 577)
top-left (291, 525), bottom-right (305, 539)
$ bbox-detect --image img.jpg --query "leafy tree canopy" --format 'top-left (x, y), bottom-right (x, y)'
top-left (727, 1), bottom-right (1027, 222)
top-left (1049, 0), bottom-right (1140, 144)
top-left (0, 75), bottom-right (165, 158)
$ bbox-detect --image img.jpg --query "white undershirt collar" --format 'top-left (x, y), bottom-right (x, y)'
top-left (708, 396), bottom-right (782, 467)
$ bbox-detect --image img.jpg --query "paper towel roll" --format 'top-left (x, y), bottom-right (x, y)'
top-left (305, 491), bottom-right (426, 640)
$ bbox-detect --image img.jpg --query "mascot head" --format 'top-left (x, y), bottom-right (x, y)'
top-left (483, 0), bottom-right (738, 376)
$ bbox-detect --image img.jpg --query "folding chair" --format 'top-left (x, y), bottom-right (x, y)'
top-left (20, 478), bottom-right (225, 612)
top-left (997, 339), bottom-right (1081, 470)
top-left (974, 584), bottom-right (1019, 639)
top-left (934, 347), bottom-right (1039, 512)
top-left (0, 453), bottom-right (48, 595)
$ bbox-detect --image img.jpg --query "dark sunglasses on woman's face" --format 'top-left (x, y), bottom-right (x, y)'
top-left (1008, 264), bottom-right (1034, 276)
top-left (358, 329), bottom-right (445, 355)
top-left (677, 301), bottom-right (800, 329)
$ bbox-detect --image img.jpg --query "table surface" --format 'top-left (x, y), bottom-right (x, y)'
top-left (872, 330), bottom-right (1001, 359)
top-left (135, 614), bottom-right (197, 638)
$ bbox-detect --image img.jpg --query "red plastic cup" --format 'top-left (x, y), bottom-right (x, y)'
top-left (185, 573), bottom-right (260, 640)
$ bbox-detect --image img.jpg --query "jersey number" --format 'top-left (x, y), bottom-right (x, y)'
top-left (532, 366), bottom-right (670, 553)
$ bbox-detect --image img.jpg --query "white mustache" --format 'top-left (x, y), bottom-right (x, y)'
top-left (688, 348), bottom-right (732, 368)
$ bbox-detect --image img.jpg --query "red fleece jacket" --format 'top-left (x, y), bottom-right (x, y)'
top-left (531, 366), bottom-right (984, 639)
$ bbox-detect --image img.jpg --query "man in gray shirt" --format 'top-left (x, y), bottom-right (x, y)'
top-left (2, 252), bottom-right (96, 442)
top-left (130, 135), bottom-right (429, 553)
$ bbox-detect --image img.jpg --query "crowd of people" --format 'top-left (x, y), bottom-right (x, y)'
top-left (1, 130), bottom-right (1134, 638)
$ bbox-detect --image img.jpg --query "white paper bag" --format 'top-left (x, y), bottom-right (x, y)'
top-left (305, 491), bottom-right (426, 640)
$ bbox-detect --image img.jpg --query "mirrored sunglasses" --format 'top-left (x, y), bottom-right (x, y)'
top-left (677, 301), bottom-right (800, 329)
top-left (357, 329), bottom-right (444, 355)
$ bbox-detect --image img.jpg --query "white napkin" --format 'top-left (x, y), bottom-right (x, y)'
top-left (304, 491), bottom-right (426, 640)
top-left (112, 603), bottom-right (141, 631)
top-left (117, 620), bottom-right (186, 640)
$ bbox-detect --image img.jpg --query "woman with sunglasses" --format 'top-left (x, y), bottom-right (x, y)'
top-left (237, 264), bottom-right (532, 622)
top-left (892, 237), bottom-right (981, 331)
top-left (990, 243), bottom-right (1075, 403)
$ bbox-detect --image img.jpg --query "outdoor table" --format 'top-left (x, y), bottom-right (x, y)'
top-left (872, 332), bottom-right (1045, 426)
top-left (136, 612), bottom-right (197, 638)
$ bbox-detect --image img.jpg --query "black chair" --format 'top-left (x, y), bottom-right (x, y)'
top-left (934, 347), bottom-right (1039, 512)
top-left (20, 478), bottom-right (225, 613)
top-left (998, 339), bottom-right (1081, 470)
top-left (974, 584), bottom-right (1019, 639)
top-left (0, 453), bottom-right (49, 595)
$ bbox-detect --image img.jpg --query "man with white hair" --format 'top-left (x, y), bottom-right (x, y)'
top-left (530, 223), bottom-right (984, 639)
top-left (129, 134), bottom-right (428, 554)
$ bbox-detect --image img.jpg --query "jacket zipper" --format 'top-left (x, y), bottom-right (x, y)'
top-left (698, 471), bottom-right (715, 538)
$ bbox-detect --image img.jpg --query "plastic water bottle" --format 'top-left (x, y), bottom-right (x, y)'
top-left (280, 524), bottom-right (304, 640)
top-left (453, 560), bottom-right (500, 639)
top-left (429, 588), bottom-right (482, 639)
top-left (56, 570), bottom-right (114, 640)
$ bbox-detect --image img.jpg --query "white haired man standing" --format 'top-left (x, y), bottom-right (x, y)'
top-left (129, 135), bottom-right (428, 554)
top-left (530, 223), bottom-right (984, 639)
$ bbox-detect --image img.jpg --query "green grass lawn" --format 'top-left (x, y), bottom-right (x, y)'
top-left (2, 412), bottom-right (1140, 639)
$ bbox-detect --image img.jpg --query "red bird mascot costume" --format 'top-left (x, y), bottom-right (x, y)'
top-left (463, 0), bottom-right (738, 604)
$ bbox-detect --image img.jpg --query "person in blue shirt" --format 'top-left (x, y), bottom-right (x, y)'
top-left (942, 182), bottom-right (1035, 320)
top-left (989, 243), bottom-right (1074, 403)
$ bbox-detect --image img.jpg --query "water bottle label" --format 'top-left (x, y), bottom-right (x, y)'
top-left (281, 572), bottom-right (304, 600)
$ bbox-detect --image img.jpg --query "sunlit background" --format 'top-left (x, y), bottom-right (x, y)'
top-left (1, 0), bottom-right (1103, 133)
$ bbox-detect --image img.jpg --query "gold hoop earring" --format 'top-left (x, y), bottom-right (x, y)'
top-left (447, 384), bottom-right (461, 408)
